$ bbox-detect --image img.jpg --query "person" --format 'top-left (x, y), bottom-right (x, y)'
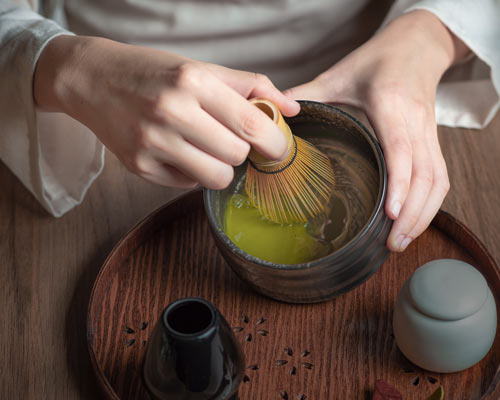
top-left (1, 0), bottom-right (499, 252)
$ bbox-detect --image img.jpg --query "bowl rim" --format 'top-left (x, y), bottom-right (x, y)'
top-left (203, 100), bottom-right (388, 271)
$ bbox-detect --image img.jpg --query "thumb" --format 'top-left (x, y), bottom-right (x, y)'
top-left (284, 70), bottom-right (357, 108)
top-left (283, 79), bottom-right (329, 102)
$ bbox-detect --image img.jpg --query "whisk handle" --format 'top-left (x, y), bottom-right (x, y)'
top-left (247, 98), bottom-right (293, 167)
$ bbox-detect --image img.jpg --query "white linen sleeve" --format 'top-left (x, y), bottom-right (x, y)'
top-left (383, 0), bottom-right (500, 129)
top-left (0, 0), bottom-right (105, 217)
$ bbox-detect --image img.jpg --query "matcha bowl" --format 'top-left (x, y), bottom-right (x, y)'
top-left (203, 101), bottom-right (393, 303)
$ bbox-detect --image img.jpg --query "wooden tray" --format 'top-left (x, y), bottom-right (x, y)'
top-left (87, 189), bottom-right (500, 400)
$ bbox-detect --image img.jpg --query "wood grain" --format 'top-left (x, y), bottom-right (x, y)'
top-left (87, 190), bottom-right (500, 400)
top-left (0, 151), bottom-right (188, 399)
top-left (1, 96), bottom-right (500, 399)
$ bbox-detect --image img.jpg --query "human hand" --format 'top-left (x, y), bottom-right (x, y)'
top-left (34, 36), bottom-right (300, 189)
top-left (284, 10), bottom-right (469, 252)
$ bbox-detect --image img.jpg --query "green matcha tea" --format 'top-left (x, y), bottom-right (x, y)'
top-left (223, 134), bottom-right (379, 265)
top-left (224, 193), bottom-right (331, 264)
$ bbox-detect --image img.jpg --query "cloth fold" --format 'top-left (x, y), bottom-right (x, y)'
top-left (0, 0), bottom-right (105, 216)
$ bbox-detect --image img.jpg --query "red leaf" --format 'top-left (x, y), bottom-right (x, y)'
top-left (373, 380), bottom-right (403, 400)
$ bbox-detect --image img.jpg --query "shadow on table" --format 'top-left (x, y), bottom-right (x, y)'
top-left (64, 240), bottom-right (114, 399)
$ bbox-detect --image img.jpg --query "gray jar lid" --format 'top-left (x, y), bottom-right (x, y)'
top-left (409, 259), bottom-right (488, 321)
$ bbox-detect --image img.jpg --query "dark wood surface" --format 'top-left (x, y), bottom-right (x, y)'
top-left (87, 191), bottom-right (500, 400)
top-left (1, 111), bottom-right (500, 399)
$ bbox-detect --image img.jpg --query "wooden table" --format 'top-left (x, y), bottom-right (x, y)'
top-left (1, 112), bottom-right (499, 399)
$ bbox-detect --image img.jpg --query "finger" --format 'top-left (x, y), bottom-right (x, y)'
top-left (144, 163), bottom-right (199, 188)
top-left (405, 136), bottom-right (449, 240)
top-left (205, 65), bottom-right (300, 116)
top-left (386, 134), bottom-right (434, 252)
top-left (366, 107), bottom-right (412, 222)
top-left (156, 100), bottom-right (251, 166)
top-left (150, 131), bottom-right (235, 190)
top-left (246, 74), bottom-right (300, 117)
top-left (194, 74), bottom-right (291, 161)
top-left (132, 155), bottom-right (199, 188)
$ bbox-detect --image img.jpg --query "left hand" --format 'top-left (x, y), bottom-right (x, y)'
top-left (285, 10), bottom-right (469, 252)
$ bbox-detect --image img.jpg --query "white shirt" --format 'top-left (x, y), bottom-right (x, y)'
top-left (1, 0), bottom-right (499, 216)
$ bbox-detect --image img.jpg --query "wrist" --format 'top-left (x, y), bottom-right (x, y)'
top-left (395, 10), bottom-right (457, 74)
top-left (394, 10), bottom-right (470, 72)
top-left (33, 35), bottom-right (97, 113)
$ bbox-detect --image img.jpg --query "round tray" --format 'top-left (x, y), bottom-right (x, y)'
top-left (87, 189), bottom-right (500, 400)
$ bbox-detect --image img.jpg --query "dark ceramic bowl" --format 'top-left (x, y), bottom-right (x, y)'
top-left (204, 101), bottom-right (393, 303)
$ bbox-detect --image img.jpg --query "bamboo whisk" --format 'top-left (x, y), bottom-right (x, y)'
top-left (245, 98), bottom-right (335, 224)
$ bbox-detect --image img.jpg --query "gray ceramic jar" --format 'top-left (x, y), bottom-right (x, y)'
top-left (393, 259), bottom-right (497, 373)
top-left (204, 101), bottom-right (393, 303)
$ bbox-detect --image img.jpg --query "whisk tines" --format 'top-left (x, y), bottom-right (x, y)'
top-left (245, 98), bottom-right (335, 224)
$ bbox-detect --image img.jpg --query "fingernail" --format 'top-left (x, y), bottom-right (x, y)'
top-left (400, 236), bottom-right (412, 251)
top-left (394, 234), bottom-right (405, 250)
top-left (390, 200), bottom-right (401, 218)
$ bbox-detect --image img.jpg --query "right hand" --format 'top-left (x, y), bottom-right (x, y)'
top-left (34, 35), bottom-right (300, 189)
top-left (284, 10), bottom-right (467, 252)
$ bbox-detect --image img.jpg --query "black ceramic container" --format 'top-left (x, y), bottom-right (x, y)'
top-left (143, 297), bottom-right (245, 400)
top-left (204, 101), bottom-right (393, 303)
